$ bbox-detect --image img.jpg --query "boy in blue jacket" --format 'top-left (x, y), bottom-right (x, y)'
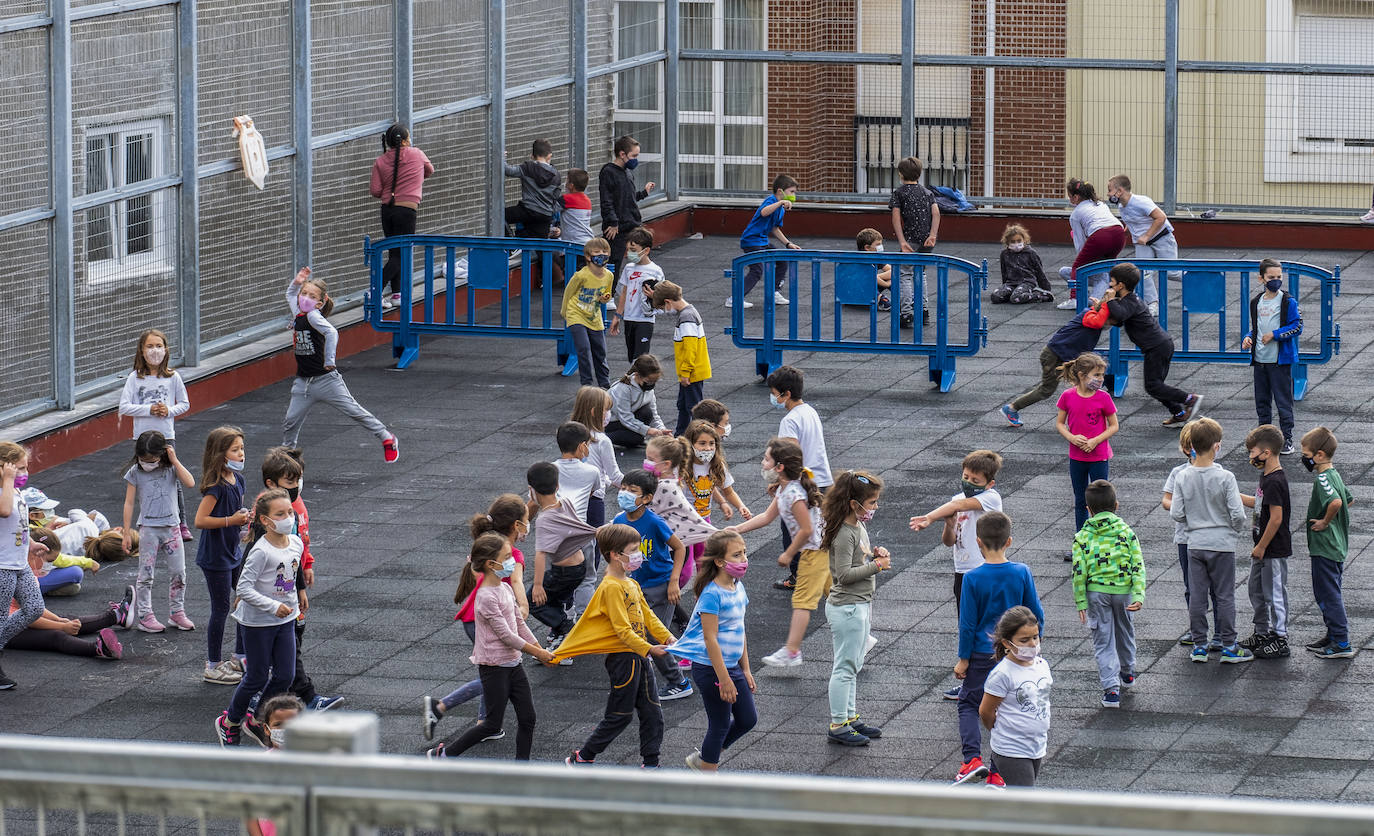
top-left (951, 511), bottom-right (1044, 785)
top-left (1241, 258), bottom-right (1303, 454)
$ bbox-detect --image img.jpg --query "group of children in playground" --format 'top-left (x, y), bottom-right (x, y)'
top-left (0, 136), bottom-right (1350, 799)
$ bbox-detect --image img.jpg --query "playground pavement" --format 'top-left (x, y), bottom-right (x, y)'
top-left (6, 232), bottom-right (1374, 806)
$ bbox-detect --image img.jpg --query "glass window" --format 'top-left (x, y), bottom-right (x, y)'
top-left (723, 124), bottom-right (763, 157)
top-left (616, 2), bottom-right (661, 111)
top-left (680, 123), bottom-right (715, 156)
top-left (681, 162), bottom-right (714, 189)
top-left (723, 163), bottom-right (764, 190)
top-left (83, 122), bottom-right (162, 271)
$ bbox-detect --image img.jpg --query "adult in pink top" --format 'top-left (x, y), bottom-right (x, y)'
top-left (369, 123), bottom-right (435, 303)
top-left (1055, 353), bottom-right (1119, 533)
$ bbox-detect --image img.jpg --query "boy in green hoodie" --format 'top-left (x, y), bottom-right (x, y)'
top-left (1072, 480), bottom-right (1145, 709)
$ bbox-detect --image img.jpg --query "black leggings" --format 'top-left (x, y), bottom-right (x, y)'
top-left (380, 204), bottom-right (418, 295)
top-left (443, 664), bottom-right (536, 760)
top-left (605, 405), bottom-right (657, 448)
top-left (7, 609), bottom-right (116, 657)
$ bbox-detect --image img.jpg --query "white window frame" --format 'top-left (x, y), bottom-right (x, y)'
top-left (82, 118), bottom-right (172, 284)
top-left (1264, 0), bottom-right (1374, 183)
top-left (612, 0), bottom-right (767, 191)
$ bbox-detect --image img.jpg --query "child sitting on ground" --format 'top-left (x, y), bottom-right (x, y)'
top-left (990, 224), bottom-right (1053, 305)
top-left (855, 228), bottom-right (893, 311)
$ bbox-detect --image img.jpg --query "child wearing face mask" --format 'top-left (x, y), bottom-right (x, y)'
top-left (855, 228), bottom-right (894, 311)
top-left (1241, 258), bottom-right (1303, 454)
top-left (195, 426), bottom-right (250, 686)
top-left (608, 227), bottom-right (662, 361)
top-left (557, 523), bottom-right (677, 767)
top-left (979, 606), bottom-right (1052, 788)
top-left (562, 238), bottom-right (616, 388)
top-left (642, 435), bottom-right (718, 554)
top-left (989, 224), bottom-right (1053, 305)
top-left (119, 329), bottom-right (192, 540)
top-left (121, 430), bottom-right (196, 634)
top-left (681, 422), bottom-right (749, 605)
top-left (246, 693), bottom-right (305, 836)
top-left (606, 355), bottom-right (670, 448)
top-left (1055, 352), bottom-right (1119, 536)
top-left (615, 469), bottom-right (692, 700)
top-left (1071, 480), bottom-right (1144, 709)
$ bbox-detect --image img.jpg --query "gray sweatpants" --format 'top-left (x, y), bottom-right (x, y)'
top-left (1247, 556), bottom-right (1290, 637)
top-left (282, 371), bottom-right (390, 447)
top-left (1086, 590), bottom-right (1136, 690)
top-left (897, 244), bottom-right (934, 316)
top-left (1188, 549), bottom-right (1237, 647)
top-left (638, 582), bottom-right (686, 687)
top-left (1131, 236), bottom-right (1175, 307)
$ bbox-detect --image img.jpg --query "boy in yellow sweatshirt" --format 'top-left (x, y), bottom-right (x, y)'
top-left (651, 280), bottom-right (711, 435)
top-left (557, 523), bottom-right (675, 767)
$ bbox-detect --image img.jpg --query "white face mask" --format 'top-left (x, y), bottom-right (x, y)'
top-left (873, 243), bottom-right (884, 252)
top-left (1008, 242), bottom-right (1026, 252)
top-left (1010, 642), bottom-right (1040, 662)
top-left (694, 448), bottom-right (715, 464)
top-left (138, 460), bottom-right (160, 472)
top-left (144, 347), bottom-right (167, 365)
top-left (268, 727), bottom-right (286, 746)
top-left (720, 423), bottom-right (732, 438)
top-left (761, 465), bottom-right (780, 484)
top-left (272, 516), bottom-right (295, 535)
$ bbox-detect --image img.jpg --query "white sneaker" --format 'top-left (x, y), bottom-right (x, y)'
top-left (1362, 209), bottom-right (1374, 224)
top-left (761, 647), bottom-right (803, 668)
top-left (725, 296), bottom-right (753, 309)
top-left (773, 291), bottom-right (790, 305)
top-left (864, 634), bottom-right (878, 656)
top-left (380, 295), bottom-right (396, 311)
top-left (1055, 298), bottom-right (1078, 310)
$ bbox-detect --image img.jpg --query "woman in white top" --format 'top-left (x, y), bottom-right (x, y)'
top-left (1057, 178), bottom-right (1126, 309)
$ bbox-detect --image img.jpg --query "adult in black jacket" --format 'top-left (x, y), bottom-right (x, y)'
top-left (599, 136), bottom-right (656, 285)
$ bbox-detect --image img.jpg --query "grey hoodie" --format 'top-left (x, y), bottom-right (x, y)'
top-left (504, 159), bottom-right (561, 217)
top-left (1168, 462), bottom-right (1247, 552)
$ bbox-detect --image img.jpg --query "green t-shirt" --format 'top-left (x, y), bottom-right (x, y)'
top-left (1306, 466), bottom-right (1352, 560)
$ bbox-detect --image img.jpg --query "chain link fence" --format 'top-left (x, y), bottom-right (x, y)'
top-left (1, 0), bottom-right (1370, 424)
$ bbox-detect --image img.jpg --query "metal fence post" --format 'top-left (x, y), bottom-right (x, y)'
top-left (900, 0), bottom-right (914, 159)
top-left (663, 0), bottom-right (679, 201)
top-left (293, 0), bottom-right (313, 269)
top-left (286, 712), bottom-right (379, 836)
top-left (487, 0), bottom-right (506, 237)
top-left (178, 0), bottom-right (200, 367)
top-left (571, 0), bottom-right (587, 171)
top-left (395, 0), bottom-right (413, 130)
top-left (51, 0), bottom-right (74, 409)
top-left (1163, 0), bottom-right (1178, 213)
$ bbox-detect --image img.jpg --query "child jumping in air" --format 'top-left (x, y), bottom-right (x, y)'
top-left (282, 267), bottom-right (399, 463)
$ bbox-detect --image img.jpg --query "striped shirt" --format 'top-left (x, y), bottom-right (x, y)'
top-left (668, 580), bottom-right (748, 667)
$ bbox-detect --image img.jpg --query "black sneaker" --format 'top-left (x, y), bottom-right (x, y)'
top-left (1255, 635), bottom-right (1290, 659)
top-left (1239, 632), bottom-right (1270, 651)
top-left (899, 312), bottom-right (914, 329)
top-left (1305, 635), bottom-right (1332, 653)
top-left (773, 576), bottom-right (795, 591)
top-left (0, 654), bottom-right (14, 691)
top-left (849, 717), bottom-right (883, 739)
top-left (422, 696), bottom-right (443, 741)
top-left (827, 723), bottom-right (870, 747)
top-left (242, 715), bottom-right (272, 748)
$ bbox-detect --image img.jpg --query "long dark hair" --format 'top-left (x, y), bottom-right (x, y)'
top-left (126, 430), bottom-right (172, 474)
top-left (992, 606), bottom-right (1041, 662)
top-left (765, 438), bottom-right (820, 506)
top-left (454, 532), bottom-right (509, 607)
top-left (693, 530), bottom-right (745, 597)
top-left (1066, 178), bottom-right (1099, 204)
top-left (619, 354), bottom-right (661, 385)
top-left (819, 470), bottom-right (884, 551)
top-left (383, 122), bottom-right (409, 206)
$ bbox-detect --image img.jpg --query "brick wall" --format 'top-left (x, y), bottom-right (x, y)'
top-left (968, 0), bottom-right (1067, 198)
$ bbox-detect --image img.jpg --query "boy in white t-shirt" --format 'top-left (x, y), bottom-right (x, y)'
top-left (767, 365), bottom-right (834, 590)
top-left (608, 227), bottom-right (662, 362)
top-left (1107, 174), bottom-right (1174, 314)
top-left (909, 449), bottom-right (1004, 699)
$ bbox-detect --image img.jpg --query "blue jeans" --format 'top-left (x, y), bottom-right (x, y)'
top-left (958, 651), bottom-right (996, 761)
top-left (1311, 555), bottom-right (1349, 645)
top-left (1252, 363), bottom-right (1295, 444)
top-left (690, 662), bottom-right (757, 764)
top-left (740, 244), bottom-right (778, 296)
top-left (439, 620), bottom-right (486, 721)
top-left (228, 620), bottom-right (296, 723)
top-left (37, 565), bottom-right (83, 593)
top-left (1069, 458), bottom-right (1110, 531)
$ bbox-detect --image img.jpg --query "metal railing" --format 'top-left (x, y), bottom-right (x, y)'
top-left (854, 116), bottom-right (970, 194)
top-left (1071, 259), bottom-right (1342, 399)
top-left (726, 250), bottom-right (988, 391)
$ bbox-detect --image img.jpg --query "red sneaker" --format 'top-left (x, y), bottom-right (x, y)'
top-left (953, 756), bottom-right (990, 785)
top-left (985, 772), bottom-right (1007, 790)
top-left (382, 435), bottom-right (400, 464)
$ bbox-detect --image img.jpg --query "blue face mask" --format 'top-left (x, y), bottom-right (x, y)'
top-left (769, 392), bottom-right (786, 409)
top-left (625, 157), bottom-right (639, 170)
top-left (1265, 279), bottom-right (1282, 293)
top-left (617, 490), bottom-right (640, 513)
top-left (494, 557), bottom-right (516, 579)
top-left (591, 254), bottom-right (610, 267)
top-left (226, 459), bottom-right (244, 472)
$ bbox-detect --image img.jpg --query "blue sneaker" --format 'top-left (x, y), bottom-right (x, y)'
top-left (1316, 642), bottom-right (1355, 660)
top-left (1000, 405), bottom-right (1023, 427)
top-left (1190, 646), bottom-right (1208, 663)
top-left (307, 695), bottom-right (345, 711)
top-left (1101, 689), bottom-right (1120, 708)
top-left (1206, 639), bottom-right (1223, 653)
top-left (1219, 644), bottom-right (1254, 664)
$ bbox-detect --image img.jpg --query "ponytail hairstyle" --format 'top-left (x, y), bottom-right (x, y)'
top-left (199, 426), bottom-right (244, 492)
top-left (646, 434), bottom-right (691, 483)
top-left (133, 329), bottom-right (173, 378)
top-left (383, 122), bottom-right (410, 207)
top-left (127, 430), bottom-right (172, 474)
top-left (470, 493), bottom-right (528, 542)
top-left (682, 420), bottom-right (728, 487)
top-left (1058, 351), bottom-right (1107, 386)
top-left (820, 469), bottom-right (884, 551)
top-left (570, 386), bottom-right (613, 436)
top-left (299, 275), bottom-right (336, 318)
top-left (992, 605), bottom-right (1041, 662)
top-left (620, 353), bottom-right (661, 386)
top-left (765, 437), bottom-right (821, 508)
top-left (85, 528), bottom-right (135, 562)
top-left (454, 531), bottom-right (509, 606)
top-left (247, 488), bottom-right (291, 552)
top-left (1065, 178), bottom-right (1099, 204)
top-left (694, 530), bottom-right (745, 597)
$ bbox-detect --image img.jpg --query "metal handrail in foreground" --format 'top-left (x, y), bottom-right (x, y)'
top-left (3, 733), bottom-right (1374, 835)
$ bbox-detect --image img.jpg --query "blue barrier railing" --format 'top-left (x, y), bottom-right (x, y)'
top-left (726, 250), bottom-right (988, 391)
top-left (362, 234), bottom-right (586, 370)
top-left (1070, 259), bottom-right (1341, 400)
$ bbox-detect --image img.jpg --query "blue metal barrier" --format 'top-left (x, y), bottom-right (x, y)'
top-left (1070, 259), bottom-right (1341, 400)
top-left (362, 234), bottom-right (585, 370)
top-left (726, 250), bottom-right (988, 391)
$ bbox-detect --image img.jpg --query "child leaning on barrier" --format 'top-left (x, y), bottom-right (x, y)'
top-left (990, 224), bottom-right (1053, 305)
top-left (1241, 258), bottom-right (1302, 454)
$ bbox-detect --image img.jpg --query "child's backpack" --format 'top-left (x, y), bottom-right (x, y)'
top-left (931, 185), bottom-right (974, 214)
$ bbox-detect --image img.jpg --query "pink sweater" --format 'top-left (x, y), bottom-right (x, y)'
top-left (369, 146), bottom-right (435, 205)
top-left (471, 583), bottom-right (537, 666)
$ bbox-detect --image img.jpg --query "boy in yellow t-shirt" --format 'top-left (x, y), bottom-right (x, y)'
top-left (557, 523), bottom-right (675, 768)
top-left (561, 238), bottom-right (615, 388)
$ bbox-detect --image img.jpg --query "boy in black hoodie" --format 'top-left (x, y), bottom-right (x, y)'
top-left (504, 138), bottom-right (561, 241)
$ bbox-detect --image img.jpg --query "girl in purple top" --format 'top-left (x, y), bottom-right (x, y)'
top-left (1055, 352), bottom-right (1119, 534)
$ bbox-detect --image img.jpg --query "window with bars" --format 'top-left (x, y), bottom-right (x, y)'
top-left (83, 121), bottom-right (169, 278)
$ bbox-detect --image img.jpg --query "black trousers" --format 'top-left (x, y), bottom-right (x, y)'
top-left (506, 204), bottom-right (553, 240)
top-left (579, 651), bottom-right (664, 766)
top-left (288, 619), bottom-right (316, 703)
top-left (7, 609), bottom-right (115, 657)
top-left (606, 405), bottom-right (657, 448)
top-left (1141, 344), bottom-right (1188, 416)
top-left (528, 562), bottom-right (586, 635)
top-left (444, 664), bottom-right (536, 760)
top-left (379, 205), bottom-right (418, 296)
top-left (606, 224), bottom-right (639, 289)
top-left (622, 320), bottom-right (653, 362)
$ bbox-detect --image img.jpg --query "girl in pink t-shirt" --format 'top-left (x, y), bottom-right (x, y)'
top-left (1055, 352), bottom-right (1119, 534)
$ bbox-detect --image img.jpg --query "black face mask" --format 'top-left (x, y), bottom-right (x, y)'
top-left (1250, 456), bottom-right (1266, 470)
top-left (285, 486), bottom-right (300, 503)
top-left (1301, 455), bottom-right (1317, 473)
top-left (640, 381), bottom-right (656, 392)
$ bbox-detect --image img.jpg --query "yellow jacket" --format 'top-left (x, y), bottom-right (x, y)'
top-left (552, 574), bottom-right (672, 660)
top-left (561, 266), bottom-right (613, 330)
top-left (671, 303), bottom-right (712, 383)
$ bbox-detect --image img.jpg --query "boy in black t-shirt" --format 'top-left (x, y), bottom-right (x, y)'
top-left (888, 156), bottom-right (940, 328)
top-left (1084, 263), bottom-right (1202, 426)
top-left (1240, 425), bottom-right (1292, 658)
